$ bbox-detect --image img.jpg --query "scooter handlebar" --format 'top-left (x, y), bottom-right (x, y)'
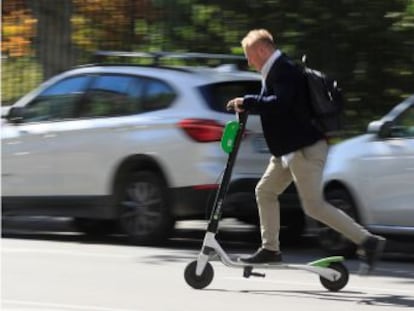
top-left (237, 111), bottom-right (248, 124)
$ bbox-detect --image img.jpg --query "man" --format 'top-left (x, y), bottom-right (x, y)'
top-left (226, 29), bottom-right (385, 272)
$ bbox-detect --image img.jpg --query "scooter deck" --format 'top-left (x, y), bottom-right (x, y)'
top-left (223, 255), bottom-right (345, 281)
top-left (226, 255), bottom-right (344, 269)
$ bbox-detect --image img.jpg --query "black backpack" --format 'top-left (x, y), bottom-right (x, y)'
top-left (300, 56), bottom-right (345, 137)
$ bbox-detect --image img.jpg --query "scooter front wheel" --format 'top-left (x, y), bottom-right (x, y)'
top-left (319, 262), bottom-right (349, 292)
top-left (184, 261), bottom-right (214, 289)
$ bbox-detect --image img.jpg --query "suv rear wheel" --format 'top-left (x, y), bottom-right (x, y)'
top-left (117, 170), bottom-right (174, 245)
top-left (318, 188), bottom-right (357, 257)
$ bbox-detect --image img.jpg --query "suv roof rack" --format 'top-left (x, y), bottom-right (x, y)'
top-left (93, 50), bottom-right (247, 69)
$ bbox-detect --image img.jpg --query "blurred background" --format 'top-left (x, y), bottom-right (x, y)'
top-left (2, 0), bottom-right (414, 136)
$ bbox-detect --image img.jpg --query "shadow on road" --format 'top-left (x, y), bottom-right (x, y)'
top-left (205, 288), bottom-right (414, 309)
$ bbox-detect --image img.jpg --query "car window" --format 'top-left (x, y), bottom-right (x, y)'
top-left (22, 75), bottom-right (91, 122)
top-left (199, 81), bottom-right (262, 114)
top-left (392, 105), bottom-right (414, 138)
top-left (142, 79), bottom-right (175, 112)
top-left (80, 75), bottom-right (144, 118)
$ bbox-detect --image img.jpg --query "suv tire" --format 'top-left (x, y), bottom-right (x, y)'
top-left (280, 210), bottom-right (305, 244)
top-left (73, 218), bottom-right (117, 236)
top-left (318, 188), bottom-right (357, 257)
top-left (117, 170), bottom-right (174, 245)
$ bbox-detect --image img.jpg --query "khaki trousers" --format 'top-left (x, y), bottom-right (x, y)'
top-left (256, 139), bottom-right (370, 251)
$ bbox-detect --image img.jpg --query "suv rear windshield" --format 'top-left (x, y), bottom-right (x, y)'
top-left (200, 81), bottom-right (261, 114)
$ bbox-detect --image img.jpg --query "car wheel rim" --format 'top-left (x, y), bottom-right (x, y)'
top-left (120, 180), bottom-right (164, 236)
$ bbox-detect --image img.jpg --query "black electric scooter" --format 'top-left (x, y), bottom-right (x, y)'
top-left (184, 112), bottom-right (349, 292)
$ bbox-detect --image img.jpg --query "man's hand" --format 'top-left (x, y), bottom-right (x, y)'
top-left (226, 97), bottom-right (245, 112)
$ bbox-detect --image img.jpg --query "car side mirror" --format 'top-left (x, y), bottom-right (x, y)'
top-left (368, 120), bottom-right (394, 138)
top-left (378, 121), bottom-right (394, 138)
top-left (6, 106), bottom-right (25, 124)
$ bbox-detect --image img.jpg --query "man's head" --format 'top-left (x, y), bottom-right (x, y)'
top-left (241, 29), bottom-right (276, 72)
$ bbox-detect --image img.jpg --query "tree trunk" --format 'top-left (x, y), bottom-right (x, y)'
top-left (27, 0), bottom-right (74, 80)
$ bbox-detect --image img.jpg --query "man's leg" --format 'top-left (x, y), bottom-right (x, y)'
top-left (290, 140), bottom-right (369, 243)
top-left (289, 140), bottom-right (385, 271)
top-left (256, 156), bottom-right (293, 251)
top-left (239, 156), bottom-right (292, 264)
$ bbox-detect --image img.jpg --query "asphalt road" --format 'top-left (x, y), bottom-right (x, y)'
top-left (2, 217), bottom-right (414, 311)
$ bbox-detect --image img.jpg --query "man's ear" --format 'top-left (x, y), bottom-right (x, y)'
top-left (258, 44), bottom-right (272, 59)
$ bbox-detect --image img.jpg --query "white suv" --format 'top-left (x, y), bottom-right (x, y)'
top-left (2, 55), bottom-right (305, 244)
top-left (319, 94), bottom-right (414, 256)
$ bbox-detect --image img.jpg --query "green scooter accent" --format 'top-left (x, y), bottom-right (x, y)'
top-left (221, 121), bottom-right (240, 154)
top-left (309, 256), bottom-right (344, 268)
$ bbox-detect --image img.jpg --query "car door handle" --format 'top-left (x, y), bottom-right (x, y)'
top-left (18, 130), bottom-right (56, 138)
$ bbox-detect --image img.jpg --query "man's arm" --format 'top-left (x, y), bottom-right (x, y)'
top-left (242, 83), bottom-right (294, 113)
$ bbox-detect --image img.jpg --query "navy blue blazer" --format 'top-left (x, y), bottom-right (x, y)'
top-left (243, 53), bottom-right (324, 157)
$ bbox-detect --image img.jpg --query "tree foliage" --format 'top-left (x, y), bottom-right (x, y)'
top-left (72, 0), bottom-right (159, 53)
top-left (2, 0), bottom-right (413, 132)
top-left (2, 0), bottom-right (36, 57)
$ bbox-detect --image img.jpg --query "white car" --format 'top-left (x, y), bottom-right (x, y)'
top-left (1, 54), bottom-right (304, 244)
top-left (319, 94), bottom-right (414, 256)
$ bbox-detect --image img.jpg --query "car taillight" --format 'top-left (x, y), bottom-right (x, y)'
top-left (192, 184), bottom-right (219, 190)
top-left (178, 119), bottom-right (224, 142)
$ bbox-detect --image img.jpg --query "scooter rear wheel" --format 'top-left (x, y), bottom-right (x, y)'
top-left (184, 261), bottom-right (214, 289)
top-left (319, 262), bottom-right (349, 291)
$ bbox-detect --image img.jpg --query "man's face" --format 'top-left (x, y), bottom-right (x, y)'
top-left (244, 43), bottom-right (266, 72)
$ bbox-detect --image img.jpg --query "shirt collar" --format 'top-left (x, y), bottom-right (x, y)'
top-left (261, 49), bottom-right (282, 80)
